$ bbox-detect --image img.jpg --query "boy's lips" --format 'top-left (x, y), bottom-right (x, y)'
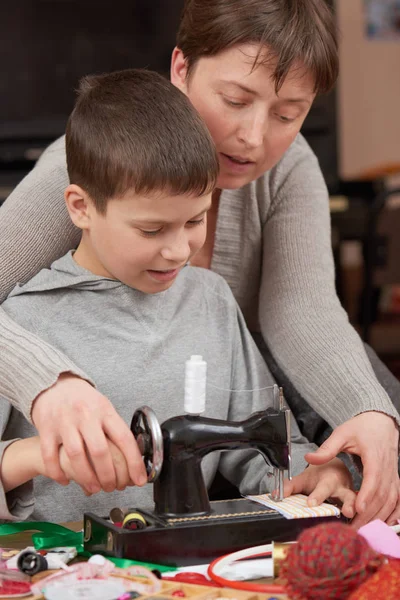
top-left (146, 268), bottom-right (180, 283)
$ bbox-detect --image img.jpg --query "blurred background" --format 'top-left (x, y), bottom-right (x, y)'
top-left (1, 0), bottom-right (400, 371)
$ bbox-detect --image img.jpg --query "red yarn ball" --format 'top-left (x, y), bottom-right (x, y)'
top-left (279, 522), bottom-right (383, 600)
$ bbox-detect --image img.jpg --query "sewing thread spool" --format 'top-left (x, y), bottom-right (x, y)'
top-left (184, 355), bottom-right (207, 415)
top-left (17, 550), bottom-right (48, 575)
top-left (122, 511), bottom-right (147, 530)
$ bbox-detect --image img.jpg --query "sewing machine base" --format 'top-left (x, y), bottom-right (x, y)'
top-left (84, 498), bottom-right (341, 567)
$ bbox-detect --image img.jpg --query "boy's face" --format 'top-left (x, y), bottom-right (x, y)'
top-left (68, 188), bottom-right (212, 294)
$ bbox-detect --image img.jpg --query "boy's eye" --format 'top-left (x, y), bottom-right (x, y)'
top-left (187, 217), bottom-right (205, 227)
top-left (140, 229), bottom-right (162, 237)
top-left (139, 217), bottom-right (205, 236)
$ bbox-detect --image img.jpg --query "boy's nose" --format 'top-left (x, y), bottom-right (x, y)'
top-left (160, 235), bottom-right (190, 264)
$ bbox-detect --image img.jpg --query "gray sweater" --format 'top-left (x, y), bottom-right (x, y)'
top-left (0, 135), bottom-right (398, 429)
top-left (0, 253), bottom-right (314, 521)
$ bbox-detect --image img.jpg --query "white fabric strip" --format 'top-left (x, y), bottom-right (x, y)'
top-left (246, 493), bottom-right (341, 519)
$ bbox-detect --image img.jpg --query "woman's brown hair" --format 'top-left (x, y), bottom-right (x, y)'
top-left (177, 0), bottom-right (338, 94)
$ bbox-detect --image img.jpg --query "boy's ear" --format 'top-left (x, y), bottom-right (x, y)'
top-left (64, 184), bottom-right (93, 230)
top-left (170, 47), bottom-right (189, 93)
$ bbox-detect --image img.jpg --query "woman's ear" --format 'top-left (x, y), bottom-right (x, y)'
top-left (170, 47), bottom-right (189, 93)
top-left (64, 184), bottom-right (93, 230)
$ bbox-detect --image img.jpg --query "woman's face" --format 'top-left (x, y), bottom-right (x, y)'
top-left (171, 44), bottom-right (316, 190)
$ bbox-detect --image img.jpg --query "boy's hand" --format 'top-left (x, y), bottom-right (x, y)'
top-left (305, 412), bottom-right (399, 527)
top-left (59, 439), bottom-right (134, 493)
top-left (283, 458), bottom-right (356, 520)
top-left (32, 374), bottom-right (147, 495)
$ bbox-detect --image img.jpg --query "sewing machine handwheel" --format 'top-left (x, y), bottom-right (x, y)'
top-left (130, 406), bottom-right (163, 482)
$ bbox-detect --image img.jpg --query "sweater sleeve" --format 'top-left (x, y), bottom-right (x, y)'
top-left (0, 136), bottom-right (92, 422)
top-left (0, 136), bottom-right (80, 302)
top-left (259, 136), bottom-right (400, 429)
top-left (218, 303), bottom-right (317, 495)
top-left (0, 307), bottom-right (94, 422)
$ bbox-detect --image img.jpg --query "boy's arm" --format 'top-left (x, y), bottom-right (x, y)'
top-left (1, 438), bottom-right (43, 493)
top-left (0, 439), bottom-right (38, 520)
top-left (1, 435), bottom-right (138, 494)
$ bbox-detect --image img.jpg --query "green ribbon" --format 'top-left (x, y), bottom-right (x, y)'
top-left (0, 522), bottom-right (175, 572)
top-left (0, 521), bottom-right (84, 551)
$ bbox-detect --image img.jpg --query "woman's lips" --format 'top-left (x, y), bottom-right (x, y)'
top-left (220, 152), bottom-right (255, 173)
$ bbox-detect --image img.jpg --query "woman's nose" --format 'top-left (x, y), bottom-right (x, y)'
top-left (237, 113), bottom-right (265, 149)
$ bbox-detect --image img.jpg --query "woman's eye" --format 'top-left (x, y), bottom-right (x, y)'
top-left (277, 114), bottom-right (295, 123)
top-left (224, 97), bottom-right (246, 108)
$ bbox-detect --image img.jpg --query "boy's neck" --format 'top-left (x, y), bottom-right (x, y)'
top-left (73, 236), bottom-right (114, 279)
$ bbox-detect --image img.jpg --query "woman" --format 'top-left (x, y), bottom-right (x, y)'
top-left (0, 0), bottom-right (399, 526)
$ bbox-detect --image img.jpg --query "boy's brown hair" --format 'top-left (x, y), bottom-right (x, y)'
top-left (66, 69), bottom-right (219, 214)
top-left (177, 0), bottom-right (338, 94)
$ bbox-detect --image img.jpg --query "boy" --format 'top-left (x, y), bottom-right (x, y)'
top-left (0, 69), bottom-right (355, 522)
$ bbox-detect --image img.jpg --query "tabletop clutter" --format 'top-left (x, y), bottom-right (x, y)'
top-left (0, 516), bottom-right (399, 600)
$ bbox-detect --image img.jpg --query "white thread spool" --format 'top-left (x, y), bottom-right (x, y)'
top-left (184, 355), bottom-right (207, 415)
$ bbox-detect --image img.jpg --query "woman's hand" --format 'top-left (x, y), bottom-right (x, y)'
top-left (305, 411), bottom-right (399, 527)
top-left (59, 439), bottom-right (135, 493)
top-left (283, 458), bottom-right (356, 519)
top-left (384, 481), bottom-right (400, 526)
top-left (32, 374), bottom-right (147, 495)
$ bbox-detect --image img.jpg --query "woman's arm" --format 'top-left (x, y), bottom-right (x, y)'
top-left (0, 309), bottom-right (145, 494)
top-left (261, 135), bottom-right (399, 429)
top-left (260, 134), bottom-right (399, 525)
top-left (0, 307), bottom-right (92, 421)
top-left (0, 135), bottom-right (85, 418)
top-left (0, 136), bottom-right (79, 302)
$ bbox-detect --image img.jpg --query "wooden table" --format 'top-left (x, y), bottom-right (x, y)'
top-left (0, 523), bottom-right (289, 600)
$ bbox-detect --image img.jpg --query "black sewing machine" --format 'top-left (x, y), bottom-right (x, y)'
top-left (83, 397), bottom-right (340, 567)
